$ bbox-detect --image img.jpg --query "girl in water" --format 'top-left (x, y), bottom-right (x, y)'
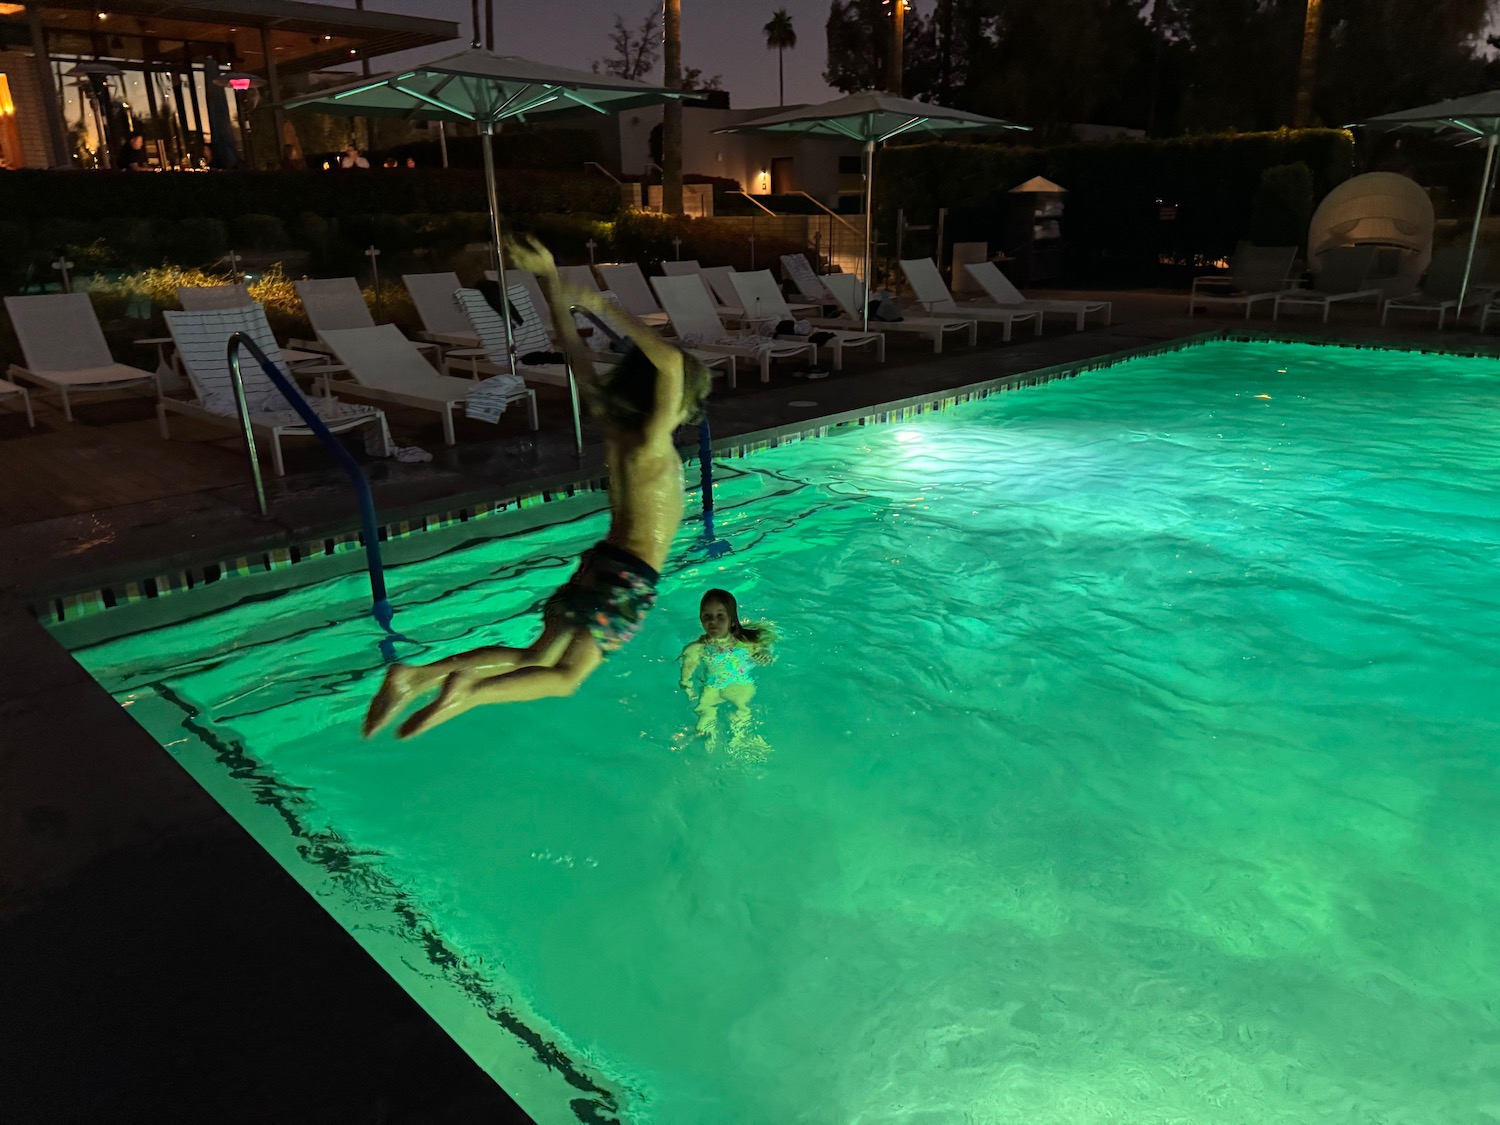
top-left (678, 589), bottom-right (777, 756)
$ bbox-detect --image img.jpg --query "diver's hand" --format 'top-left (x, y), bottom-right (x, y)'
top-left (507, 235), bottom-right (556, 279)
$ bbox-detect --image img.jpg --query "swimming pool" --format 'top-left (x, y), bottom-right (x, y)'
top-left (77, 339), bottom-right (1500, 1123)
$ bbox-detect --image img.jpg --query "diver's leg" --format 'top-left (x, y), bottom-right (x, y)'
top-left (364, 621), bottom-right (571, 737)
top-left (396, 630), bottom-right (603, 738)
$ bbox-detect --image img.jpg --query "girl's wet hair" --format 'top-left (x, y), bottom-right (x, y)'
top-left (585, 344), bottom-right (712, 431)
top-left (700, 588), bottom-right (763, 644)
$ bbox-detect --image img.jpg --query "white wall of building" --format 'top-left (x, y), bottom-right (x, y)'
top-left (617, 104), bottom-right (862, 210)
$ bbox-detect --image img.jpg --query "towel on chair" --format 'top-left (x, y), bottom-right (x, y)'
top-left (679, 330), bottom-right (775, 358)
top-left (464, 373), bottom-right (529, 423)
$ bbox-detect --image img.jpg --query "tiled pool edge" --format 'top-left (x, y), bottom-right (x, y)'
top-left (29, 332), bottom-right (1227, 627)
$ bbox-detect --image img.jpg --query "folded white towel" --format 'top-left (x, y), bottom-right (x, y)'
top-left (464, 373), bottom-right (529, 424)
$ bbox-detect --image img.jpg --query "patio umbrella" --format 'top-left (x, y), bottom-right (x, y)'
top-left (717, 91), bottom-right (1028, 329)
top-left (1365, 92), bottom-right (1500, 312)
top-left (285, 48), bottom-right (691, 362)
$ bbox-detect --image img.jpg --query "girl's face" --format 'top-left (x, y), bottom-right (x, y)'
top-left (700, 600), bottom-right (732, 639)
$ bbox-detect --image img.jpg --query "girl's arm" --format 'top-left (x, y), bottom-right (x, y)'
top-left (748, 623), bottom-right (778, 665)
top-left (679, 642), bottom-right (704, 695)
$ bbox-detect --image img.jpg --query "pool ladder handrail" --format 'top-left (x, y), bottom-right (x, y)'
top-left (225, 332), bottom-right (396, 637)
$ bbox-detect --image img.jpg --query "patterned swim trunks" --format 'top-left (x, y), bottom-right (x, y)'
top-left (545, 541), bottom-right (660, 655)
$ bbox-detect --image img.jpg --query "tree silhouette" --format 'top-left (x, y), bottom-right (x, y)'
top-left (591, 9), bottom-right (660, 80)
top-left (763, 9), bottom-right (797, 107)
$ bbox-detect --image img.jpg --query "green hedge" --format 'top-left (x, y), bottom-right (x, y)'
top-left (879, 129), bottom-right (1355, 284)
top-left (0, 168), bottom-right (619, 225)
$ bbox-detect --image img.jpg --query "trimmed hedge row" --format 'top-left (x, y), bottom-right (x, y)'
top-left (0, 167), bottom-right (619, 225)
top-left (880, 129), bottom-right (1356, 284)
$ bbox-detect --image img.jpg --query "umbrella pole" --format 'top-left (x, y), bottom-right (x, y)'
top-left (862, 139), bottom-right (875, 332)
top-left (480, 122), bottom-right (517, 365)
top-left (1458, 132), bottom-right (1498, 317)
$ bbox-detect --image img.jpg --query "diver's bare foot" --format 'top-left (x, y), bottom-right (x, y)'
top-left (396, 673), bottom-right (478, 739)
top-left (364, 664), bottom-right (428, 738)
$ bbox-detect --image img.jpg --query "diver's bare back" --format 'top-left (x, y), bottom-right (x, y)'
top-left (602, 434), bottom-right (685, 573)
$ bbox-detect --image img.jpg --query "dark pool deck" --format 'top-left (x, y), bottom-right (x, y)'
top-left (3, 289), bottom-right (1499, 1122)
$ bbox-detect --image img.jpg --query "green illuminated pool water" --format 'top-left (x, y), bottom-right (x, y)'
top-left (80, 340), bottom-right (1500, 1123)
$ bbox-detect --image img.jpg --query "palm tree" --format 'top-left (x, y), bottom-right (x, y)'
top-left (763, 9), bottom-right (797, 108)
top-left (663, 0), bottom-right (683, 215)
top-left (1294, 0), bottom-right (1322, 127)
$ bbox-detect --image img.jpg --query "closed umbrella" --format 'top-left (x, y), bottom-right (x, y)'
top-left (203, 59), bottom-right (243, 170)
top-left (285, 48), bottom-right (692, 363)
top-left (1365, 92), bottom-right (1500, 313)
top-left (717, 91), bottom-right (1028, 329)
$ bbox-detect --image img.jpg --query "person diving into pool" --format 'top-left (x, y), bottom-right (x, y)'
top-left (363, 237), bottom-right (713, 739)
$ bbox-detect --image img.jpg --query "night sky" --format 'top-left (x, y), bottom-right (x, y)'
top-left (343, 0), bottom-right (855, 109)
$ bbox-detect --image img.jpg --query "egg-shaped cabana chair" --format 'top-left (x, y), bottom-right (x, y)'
top-left (1307, 172), bottom-right (1435, 299)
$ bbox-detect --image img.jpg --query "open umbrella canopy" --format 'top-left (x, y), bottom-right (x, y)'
top-left (1365, 92), bottom-right (1500, 137)
top-left (1363, 91), bottom-right (1500, 311)
top-left (286, 48), bottom-right (691, 458)
top-left (717, 91), bottom-right (1028, 329)
top-left (283, 47), bottom-right (690, 125)
top-left (716, 89), bottom-right (1026, 144)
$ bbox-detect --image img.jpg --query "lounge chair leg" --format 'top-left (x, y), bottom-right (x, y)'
top-left (59, 386), bottom-right (72, 422)
top-left (23, 388), bottom-right (34, 428)
top-left (830, 341), bottom-right (842, 371)
top-left (1323, 305), bottom-right (1331, 324)
top-left (272, 433), bottom-right (285, 477)
top-left (156, 401), bottom-right (170, 439)
top-left (967, 323), bottom-right (978, 346)
top-left (760, 354), bottom-right (770, 383)
top-left (932, 330), bottom-right (943, 355)
top-left (1001, 321), bottom-right (1011, 342)
top-left (527, 391), bottom-right (539, 431)
top-left (876, 334), bottom-right (886, 362)
top-left (442, 406), bottom-right (455, 446)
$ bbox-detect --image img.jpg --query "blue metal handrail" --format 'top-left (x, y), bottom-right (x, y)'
top-left (697, 416), bottom-right (730, 558)
top-left (225, 332), bottom-right (397, 639)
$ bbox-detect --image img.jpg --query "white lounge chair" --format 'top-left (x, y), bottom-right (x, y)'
top-left (819, 273), bottom-right (976, 353)
top-left (1188, 246), bottom-right (1298, 318)
top-left (652, 274), bottom-right (816, 382)
top-left (453, 283), bottom-right (736, 390)
top-left (318, 324), bottom-right (536, 444)
top-left (1382, 247), bottom-right (1481, 329)
top-left (781, 253), bottom-right (837, 305)
top-left (4, 293), bottom-right (159, 421)
top-left (556, 265), bottom-right (603, 293)
top-left (0, 378), bottom-right (35, 427)
top-left (177, 283), bottom-right (253, 311)
top-left (596, 263), bottom-right (670, 326)
top-left (448, 284), bottom-right (577, 390)
top-left (728, 269), bottom-right (884, 369)
top-left (962, 261), bottom-right (1111, 331)
top-left (1274, 246), bottom-right (1382, 322)
top-left (899, 257), bottom-right (1040, 341)
top-left (660, 260), bottom-right (703, 276)
top-left (403, 271), bottom-right (481, 348)
top-left (296, 276), bottom-right (440, 364)
top-left (177, 284), bottom-right (323, 364)
top-left (294, 277), bottom-right (374, 334)
top-left (159, 305), bottom-right (391, 476)
top-left (698, 265), bottom-right (818, 323)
